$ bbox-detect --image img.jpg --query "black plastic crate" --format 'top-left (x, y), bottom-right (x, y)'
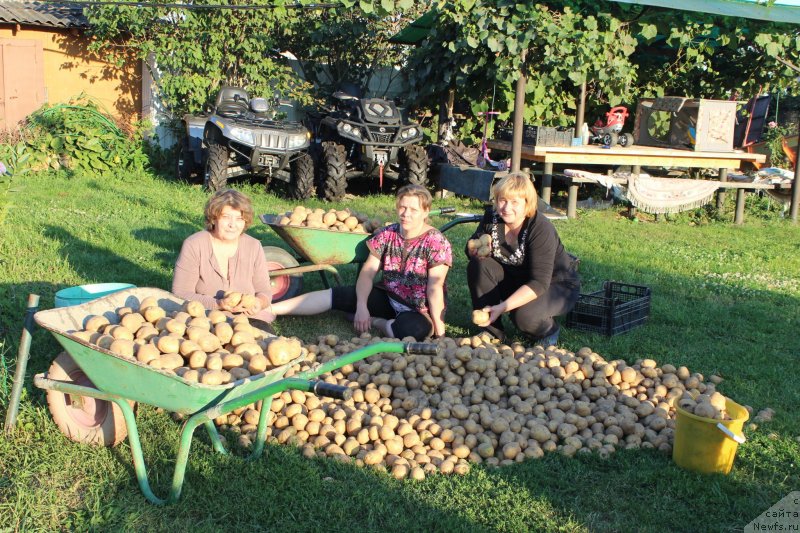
top-left (566, 281), bottom-right (651, 336)
top-left (495, 125), bottom-right (575, 147)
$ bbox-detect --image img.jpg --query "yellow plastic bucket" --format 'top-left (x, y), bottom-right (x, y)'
top-left (673, 397), bottom-right (749, 475)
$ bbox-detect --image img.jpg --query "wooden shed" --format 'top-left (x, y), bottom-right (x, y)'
top-left (0, 1), bottom-right (141, 130)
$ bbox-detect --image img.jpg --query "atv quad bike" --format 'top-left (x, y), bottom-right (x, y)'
top-left (308, 89), bottom-right (428, 201)
top-left (177, 86), bottom-right (315, 199)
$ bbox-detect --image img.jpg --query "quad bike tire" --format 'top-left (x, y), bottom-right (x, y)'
top-left (400, 144), bottom-right (429, 188)
top-left (263, 246), bottom-right (303, 302)
top-left (321, 142), bottom-right (347, 202)
top-left (602, 132), bottom-right (619, 147)
top-left (289, 152), bottom-right (315, 200)
top-left (176, 140), bottom-right (196, 182)
top-left (618, 133), bottom-right (634, 148)
top-left (204, 136), bottom-right (229, 192)
top-left (45, 352), bottom-right (133, 447)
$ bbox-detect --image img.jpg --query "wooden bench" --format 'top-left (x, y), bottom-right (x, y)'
top-left (554, 174), bottom-right (785, 224)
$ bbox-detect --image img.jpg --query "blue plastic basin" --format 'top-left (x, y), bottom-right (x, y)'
top-left (54, 283), bottom-right (137, 308)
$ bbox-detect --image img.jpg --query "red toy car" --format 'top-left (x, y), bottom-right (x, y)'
top-left (589, 106), bottom-right (634, 147)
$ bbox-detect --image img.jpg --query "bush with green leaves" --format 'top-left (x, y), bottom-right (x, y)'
top-left (0, 95), bottom-right (151, 181)
top-left (762, 121), bottom-right (795, 169)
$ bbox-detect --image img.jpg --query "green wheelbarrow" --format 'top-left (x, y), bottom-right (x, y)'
top-left (260, 208), bottom-right (481, 301)
top-left (32, 287), bottom-right (438, 505)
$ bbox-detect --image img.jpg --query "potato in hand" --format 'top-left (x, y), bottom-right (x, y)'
top-left (220, 291), bottom-right (242, 311)
top-left (472, 308), bottom-right (491, 325)
top-left (468, 236), bottom-right (492, 258)
top-left (238, 294), bottom-right (258, 312)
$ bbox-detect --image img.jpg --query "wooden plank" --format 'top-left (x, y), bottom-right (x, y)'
top-left (486, 139), bottom-right (767, 168)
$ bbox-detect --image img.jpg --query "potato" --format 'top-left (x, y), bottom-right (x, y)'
top-left (267, 337), bottom-right (300, 366)
top-left (138, 296), bottom-right (159, 310)
top-left (207, 309), bottom-right (227, 325)
top-left (472, 309), bottom-right (490, 325)
top-left (221, 291), bottom-right (242, 310)
top-left (157, 335), bottom-right (180, 354)
top-left (84, 315), bottom-right (110, 332)
top-left (239, 294), bottom-right (258, 310)
top-left (141, 306), bottom-right (167, 324)
top-left (214, 322), bottom-right (234, 344)
top-left (248, 354), bottom-right (268, 374)
top-left (201, 369), bottom-right (227, 386)
top-left (109, 339), bottom-right (135, 358)
top-left (120, 312), bottom-right (145, 331)
top-left (136, 343), bottom-right (161, 364)
top-left (184, 300), bottom-right (206, 318)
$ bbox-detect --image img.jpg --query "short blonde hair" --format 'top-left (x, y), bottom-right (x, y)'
top-left (492, 172), bottom-right (538, 218)
top-left (396, 184), bottom-right (432, 211)
top-left (204, 189), bottom-right (255, 231)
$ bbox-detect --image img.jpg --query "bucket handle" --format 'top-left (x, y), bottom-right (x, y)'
top-left (716, 422), bottom-right (746, 444)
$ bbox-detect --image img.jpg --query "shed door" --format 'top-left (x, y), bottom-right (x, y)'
top-left (0, 39), bottom-right (45, 131)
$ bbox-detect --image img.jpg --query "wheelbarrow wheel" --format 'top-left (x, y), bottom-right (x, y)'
top-left (263, 246), bottom-right (303, 302)
top-left (45, 352), bottom-right (132, 447)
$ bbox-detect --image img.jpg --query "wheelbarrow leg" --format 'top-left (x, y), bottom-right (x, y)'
top-left (32, 375), bottom-right (175, 505)
top-left (247, 397), bottom-right (274, 461)
top-left (112, 397), bottom-right (170, 505)
top-left (204, 420), bottom-right (227, 455)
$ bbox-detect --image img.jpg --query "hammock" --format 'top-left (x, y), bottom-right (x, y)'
top-left (564, 169), bottom-right (720, 214)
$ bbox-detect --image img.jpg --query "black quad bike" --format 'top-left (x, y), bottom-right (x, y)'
top-left (177, 86), bottom-right (315, 199)
top-left (308, 89), bottom-right (428, 201)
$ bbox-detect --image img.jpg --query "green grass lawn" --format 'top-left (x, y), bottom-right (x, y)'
top-left (0, 170), bottom-right (798, 532)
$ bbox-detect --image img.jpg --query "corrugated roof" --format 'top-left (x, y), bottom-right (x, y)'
top-left (0, 1), bottom-right (88, 29)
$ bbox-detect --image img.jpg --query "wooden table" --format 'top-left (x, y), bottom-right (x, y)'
top-left (487, 140), bottom-right (768, 221)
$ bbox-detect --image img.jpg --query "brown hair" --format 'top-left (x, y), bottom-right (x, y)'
top-left (204, 189), bottom-right (255, 231)
top-left (492, 172), bottom-right (538, 218)
top-left (396, 184), bottom-right (432, 211)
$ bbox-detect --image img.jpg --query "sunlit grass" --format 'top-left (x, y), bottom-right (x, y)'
top-left (0, 170), bottom-right (798, 532)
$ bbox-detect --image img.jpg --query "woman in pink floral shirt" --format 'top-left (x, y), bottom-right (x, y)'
top-left (273, 185), bottom-right (452, 340)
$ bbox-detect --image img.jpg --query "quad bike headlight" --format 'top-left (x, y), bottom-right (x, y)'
top-left (338, 122), bottom-right (362, 140)
top-left (287, 134), bottom-right (308, 149)
top-left (229, 126), bottom-right (255, 145)
top-left (400, 127), bottom-right (419, 140)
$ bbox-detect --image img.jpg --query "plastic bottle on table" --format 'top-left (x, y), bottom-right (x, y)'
top-left (581, 123), bottom-right (590, 145)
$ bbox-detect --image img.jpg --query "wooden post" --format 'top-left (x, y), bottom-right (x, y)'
top-left (716, 167), bottom-right (728, 212)
top-left (576, 80), bottom-right (586, 132)
top-left (735, 189), bottom-right (746, 224)
top-left (511, 51), bottom-right (527, 172)
top-left (792, 121), bottom-right (800, 223)
top-left (568, 181), bottom-right (579, 218)
top-left (628, 165), bottom-right (641, 218)
top-left (542, 162), bottom-right (553, 205)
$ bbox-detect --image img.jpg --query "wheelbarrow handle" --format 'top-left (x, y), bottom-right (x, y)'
top-left (405, 342), bottom-right (439, 356)
top-left (312, 381), bottom-right (352, 401)
top-left (431, 207), bottom-right (455, 215)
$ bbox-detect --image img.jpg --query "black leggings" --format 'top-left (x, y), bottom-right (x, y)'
top-left (467, 257), bottom-right (580, 339)
top-left (330, 285), bottom-right (433, 341)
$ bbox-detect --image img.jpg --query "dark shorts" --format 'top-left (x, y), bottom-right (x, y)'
top-left (330, 285), bottom-right (433, 341)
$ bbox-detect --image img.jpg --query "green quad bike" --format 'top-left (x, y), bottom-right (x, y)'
top-left (177, 86), bottom-right (315, 199)
top-left (307, 87), bottom-right (428, 201)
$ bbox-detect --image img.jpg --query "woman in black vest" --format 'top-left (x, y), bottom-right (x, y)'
top-left (467, 172), bottom-right (580, 346)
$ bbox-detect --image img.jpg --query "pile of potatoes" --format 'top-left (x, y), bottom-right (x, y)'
top-left (68, 296), bottom-right (303, 386)
top-left (467, 234), bottom-right (492, 258)
top-left (215, 332), bottom-right (734, 481)
top-left (276, 206), bottom-right (386, 234)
